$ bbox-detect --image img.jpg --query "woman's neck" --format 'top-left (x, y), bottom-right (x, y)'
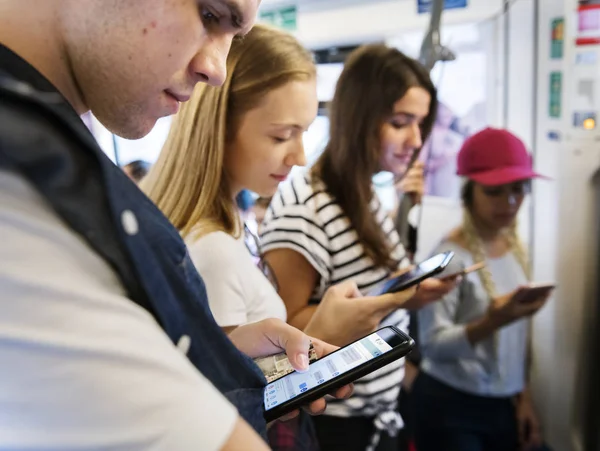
top-left (469, 214), bottom-right (500, 241)
top-left (469, 215), bottom-right (511, 258)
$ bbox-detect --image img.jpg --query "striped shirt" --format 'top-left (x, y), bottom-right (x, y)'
top-left (261, 171), bottom-right (410, 418)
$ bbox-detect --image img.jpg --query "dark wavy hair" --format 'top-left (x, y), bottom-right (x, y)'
top-left (123, 159), bottom-right (151, 183)
top-left (312, 44), bottom-right (437, 269)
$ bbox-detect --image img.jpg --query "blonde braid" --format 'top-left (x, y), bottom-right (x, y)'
top-left (504, 214), bottom-right (534, 378)
top-left (462, 209), bottom-right (531, 299)
top-left (505, 220), bottom-right (531, 280)
top-left (461, 207), bottom-right (532, 362)
top-left (461, 208), bottom-right (498, 298)
top-left (459, 176), bottom-right (533, 383)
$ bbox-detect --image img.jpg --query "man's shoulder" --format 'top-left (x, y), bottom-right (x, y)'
top-left (0, 167), bottom-right (240, 448)
top-left (0, 71), bottom-right (91, 151)
top-left (0, 80), bottom-right (70, 156)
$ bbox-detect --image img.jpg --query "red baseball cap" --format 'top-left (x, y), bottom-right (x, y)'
top-left (456, 127), bottom-right (547, 186)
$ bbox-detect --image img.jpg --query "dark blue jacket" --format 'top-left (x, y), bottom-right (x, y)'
top-left (0, 44), bottom-right (267, 437)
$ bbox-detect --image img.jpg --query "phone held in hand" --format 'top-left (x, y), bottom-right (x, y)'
top-left (254, 342), bottom-right (319, 384)
top-left (368, 251), bottom-right (455, 296)
top-left (513, 283), bottom-right (556, 304)
top-left (262, 326), bottom-right (414, 422)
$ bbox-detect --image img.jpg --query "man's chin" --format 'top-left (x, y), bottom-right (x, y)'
top-left (105, 117), bottom-right (158, 140)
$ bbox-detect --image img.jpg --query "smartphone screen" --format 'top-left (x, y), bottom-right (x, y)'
top-left (369, 251), bottom-right (454, 296)
top-left (263, 327), bottom-right (411, 419)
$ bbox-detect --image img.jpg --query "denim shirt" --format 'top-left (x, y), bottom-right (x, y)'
top-left (0, 44), bottom-right (268, 436)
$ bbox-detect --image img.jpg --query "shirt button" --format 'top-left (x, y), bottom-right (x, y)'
top-left (177, 335), bottom-right (191, 355)
top-left (121, 210), bottom-right (139, 236)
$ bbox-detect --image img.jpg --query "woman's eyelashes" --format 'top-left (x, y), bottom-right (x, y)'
top-left (200, 7), bottom-right (220, 26)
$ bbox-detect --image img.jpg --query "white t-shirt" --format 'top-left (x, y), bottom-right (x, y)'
top-left (261, 171), bottom-right (410, 418)
top-left (186, 231), bottom-right (287, 327)
top-left (0, 170), bottom-right (238, 450)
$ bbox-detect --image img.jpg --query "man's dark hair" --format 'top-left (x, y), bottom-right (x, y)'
top-left (123, 160), bottom-right (152, 183)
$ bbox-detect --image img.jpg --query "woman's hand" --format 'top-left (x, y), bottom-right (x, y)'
top-left (487, 287), bottom-right (549, 328)
top-left (304, 280), bottom-right (417, 347)
top-left (229, 319), bottom-right (353, 420)
top-left (397, 161), bottom-right (425, 204)
top-left (516, 390), bottom-right (543, 450)
top-left (467, 287), bottom-right (550, 345)
top-left (400, 276), bottom-right (461, 310)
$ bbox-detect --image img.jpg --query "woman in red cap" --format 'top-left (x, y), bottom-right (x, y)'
top-left (412, 127), bottom-right (551, 451)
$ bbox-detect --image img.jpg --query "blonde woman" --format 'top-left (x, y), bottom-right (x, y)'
top-left (414, 128), bottom-right (551, 451)
top-left (142, 25), bottom-right (418, 450)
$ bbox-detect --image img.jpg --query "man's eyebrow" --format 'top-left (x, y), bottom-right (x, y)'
top-left (218, 0), bottom-right (247, 33)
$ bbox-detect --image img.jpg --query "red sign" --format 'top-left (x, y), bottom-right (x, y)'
top-left (577, 4), bottom-right (600, 46)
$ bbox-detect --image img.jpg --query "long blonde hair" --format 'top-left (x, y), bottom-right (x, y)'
top-left (460, 180), bottom-right (530, 299)
top-left (461, 180), bottom-right (531, 299)
top-left (141, 25), bottom-right (315, 239)
top-left (460, 180), bottom-right (532, 366)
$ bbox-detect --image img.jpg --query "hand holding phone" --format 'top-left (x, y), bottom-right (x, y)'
top-left (305, 280), bottom-right (417, 347)
top-left (368, 251), bottom-right (455, 297)
top-left (513, 283), bottom-right (556, 304)
top-left (263, 326), bottom-right (414, 422)
top-left (488, 283), bottom-right (554, 326)
top-left (229, 319), bottom-right (353, 421)
top-left (403, 276), bottom-right (461, 310)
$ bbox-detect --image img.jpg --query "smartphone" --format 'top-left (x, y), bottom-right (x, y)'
top-left (513, 283), bottom-right (556, 303)
top-left (368, 251), bottom-right (455, 296)
top-left (438, 261), bottom-right (486, 281)
top-left (262, 326), bottom-right (414, 422)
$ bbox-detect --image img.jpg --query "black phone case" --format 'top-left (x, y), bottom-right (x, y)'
top-left (262, 326), bottom-right (415, 422)
top-left (383, 269), bottom-right (439, 294)
top-left (371, 251), bottom-right (455, 296)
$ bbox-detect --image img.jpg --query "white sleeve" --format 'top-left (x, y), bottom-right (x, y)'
top-left (0, 171), bottom-right (239, 451)
top-left (417, 244), bottom-right (490, 361)
top-left (187, 232), bottom-right (248, 327)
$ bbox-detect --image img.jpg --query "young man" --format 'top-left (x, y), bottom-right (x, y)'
top-left (0, 1), bottom-right (351, 449)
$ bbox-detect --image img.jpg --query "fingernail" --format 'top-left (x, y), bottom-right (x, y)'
top-left (297, 354), bottom-right (309, 372)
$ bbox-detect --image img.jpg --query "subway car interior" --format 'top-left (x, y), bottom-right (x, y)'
top-left (2, 0), bottom-right (600, 450)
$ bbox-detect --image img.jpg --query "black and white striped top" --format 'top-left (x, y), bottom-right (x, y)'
top-left (260, 171), bottom-right (411, 418)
